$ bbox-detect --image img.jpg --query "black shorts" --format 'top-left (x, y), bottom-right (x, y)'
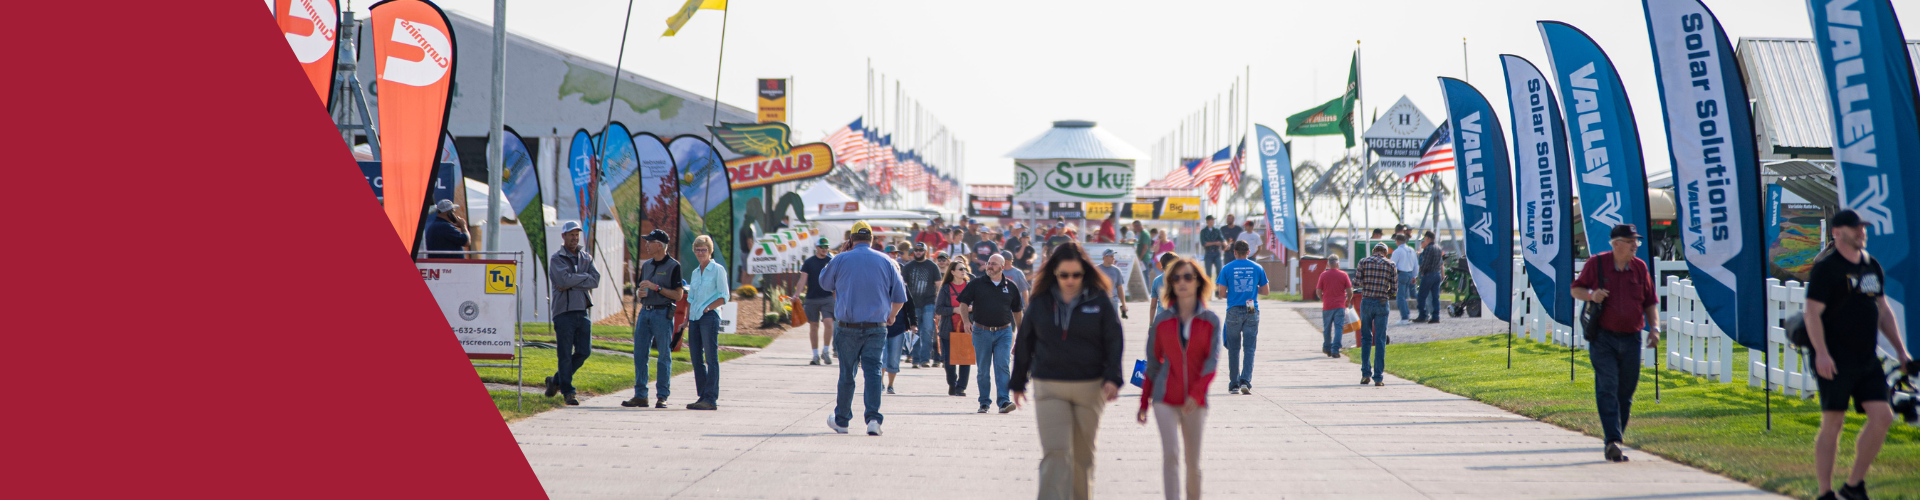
top-left (1817, 362), bottom-right (1890, 413)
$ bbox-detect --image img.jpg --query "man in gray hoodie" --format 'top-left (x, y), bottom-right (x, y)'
top-left (544, 221), bottom-right (600, 406)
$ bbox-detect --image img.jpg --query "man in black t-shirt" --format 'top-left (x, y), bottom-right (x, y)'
top-left (957, 254), bottom-right (1024, 414)
top-left (901, 243), bottom-right (943, 368)
top-left (801, 238), bottom-right (836, 365)
top-left (1805, 210), bottom-right (1912, 500)
top-left (625, 230), bottom-right (685, 409)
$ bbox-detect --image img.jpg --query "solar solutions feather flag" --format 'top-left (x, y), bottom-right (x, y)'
top-left (1806, 0), bottom-right (1920, 354)
top-left (1255, 124), bottom-right (1299, 253)
top-left (1439, 77), bottom-right (1515, 322)
top-left (1502, 54), bottom-right (1577, 326)
top-left (1644, 0), bottom-right (1767, 349)
top-left (1540, 21), bottom-right (1654, 269)
top-left (371, 0), bottom-right (456, 254)
top-left (274, 0), bottom-right (339, 110)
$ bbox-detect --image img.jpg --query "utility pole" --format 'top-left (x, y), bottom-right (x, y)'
top-left (484, 0), bottom-right (507, 251)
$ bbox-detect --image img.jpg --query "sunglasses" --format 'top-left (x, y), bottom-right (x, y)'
top-left (1169, 273), bottom-right (1199, 283)
top-left (1055, 271), bottom-right (1084, 280)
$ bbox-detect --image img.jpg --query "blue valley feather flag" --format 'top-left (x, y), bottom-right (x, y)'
top-left (1255, 124), bottom-right (1298, 253)
top-left (1806, 0), bottom-right (1920, 356)
top-left (1502, 54), bottom-right (1577, 326)
top-left (1439, 77), bottom-right (1515, 322)
top-left (1643, 0), bottom-right (1767, 349)
top-left (1540, 21), bottom-right (1655, 272)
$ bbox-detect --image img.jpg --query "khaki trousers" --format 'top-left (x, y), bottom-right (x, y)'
top-left (1034, 379), bottom-right (1106, 500)
top-left (1153, 401), bottom-right (1208, 500)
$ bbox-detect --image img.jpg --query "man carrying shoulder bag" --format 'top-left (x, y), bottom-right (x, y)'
top-left (1570, 224), bottom-right (1660, 464)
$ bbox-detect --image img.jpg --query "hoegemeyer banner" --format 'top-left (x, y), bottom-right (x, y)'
top-left (1807, 0), bottom-right (1920, 354)
top-left (1644, 0), bottom-right (1766, 349)
top-left (1254, 124), bottom-right (1298, 253)
top-left (1438, 77), bottom-right (1515, 322)
top-left (274, 0), bottom-right (339, 110)
top-left (1501, 55), bottom-right (1576, 326)
top-left (371, 0), bottom-right (456, 254)
top-left (1540, 21), bottom-right (1653, 268)
top-left (499, 126), bottom-right (548, 270)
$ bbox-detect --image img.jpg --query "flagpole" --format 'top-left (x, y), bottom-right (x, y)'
top-left (592, 0), bottom-right (639, 252)
top-left (708, 6), bottom-right (730, 133)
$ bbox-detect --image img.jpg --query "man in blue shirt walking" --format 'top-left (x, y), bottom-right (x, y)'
top-left (1216, 241), bottom-right (1269, 394)
top-left (819, 221), bottom-right (908, 436)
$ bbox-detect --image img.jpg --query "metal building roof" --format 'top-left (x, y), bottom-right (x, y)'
top-left (1737, 38), bottom-right (1920, 156)
top-left (1005, 120), bottom-right (1148, 160)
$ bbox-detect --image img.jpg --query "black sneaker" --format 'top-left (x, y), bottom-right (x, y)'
top-left (621, 397), bottom-right (648, 407)
top-left (655, 398), bottom-right (668, 409)
top-left (999, 403), bottom-right (1017, 414)
top-left (1374, 380), bottom-right (1384, 387)
top-left (1604, 441), bottom-right (1625, 462)
top-left (977, 404), bottom-right (990, 413)
top-left (956, 391), bottom-right (966, 397)
top-left (1427, 318), bottom-right (1440, 324)
top-left (1817, 492), bottom-right (1839, 500)
top-left (1361, 376), bottom-right (1371, 385)
top-left (564, 394), bottom-right (580, 406)
top-left (1840, 480), bottom-right (1870, 500)
top-left (687, 401), bottom-right (717, 411)
top-left (545, 376), bottom-right (559, 397)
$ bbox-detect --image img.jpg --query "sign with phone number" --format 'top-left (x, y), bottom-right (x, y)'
top-left (417, 259), bottom-right (519, 359)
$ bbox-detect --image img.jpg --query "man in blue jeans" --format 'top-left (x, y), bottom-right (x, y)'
top-left (1199, 215), bottom-right (1225, 279)
top-left (1355, 244), bottom-right (1397, 386)
top-left (624, 230), bottom-right (684, 408)
top-left (900, 243), bottom-right (943, 368)
top-left (1390, 233), bottom-right (1419, 324)
top-left (544, 221), bottom-right (599, 406)
top-left (1216, 241), bottom-right (1269, 394)
top-left (819, 221), bottom-right (908, 436)
top-left (957, 254), bottom-right (1025, 414)
top-left (1416, 231), bottom-right (1443, 323)
top-left (1570, 224), bottom-right (1662, 463)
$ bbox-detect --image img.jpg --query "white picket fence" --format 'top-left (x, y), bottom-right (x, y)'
top-left (1757, 279), bottom-right (1818, 398)
top-left (1662, 276), bottom-right (1736, 383)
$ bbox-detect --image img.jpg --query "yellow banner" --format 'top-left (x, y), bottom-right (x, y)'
top-left (726, 142), bottom-right (835, 190)
top-left (1161, 197), bottom-right (1202, 220)
top-left (1084, 202), bottom-right (1114, 220)
top-left (757, 78), bottom-right (787, 123)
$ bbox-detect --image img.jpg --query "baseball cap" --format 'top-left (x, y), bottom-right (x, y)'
top-left (884, 245), bottom-right (898, 253)
top-left (1102, 249), bottom-right (1116, 257)
top-left (560, 221), bottom-right (583, 234)
top-left (912, 242), bottom-right (928, 251)
top-left (1830, 209), bottom-right (1865, 228)
top-left (1373, 243), bottom-right (1391, 254)
top-left (435, 200), bottom-right (459, 213)
top-left (643, 229), bottom-right (671, 243)
top-left (816, 237), bottom-right (831, 248)
top-left (851, 220), bottom-right (873, 234)
top-left (1609, 223), bottom-right (1641, 240)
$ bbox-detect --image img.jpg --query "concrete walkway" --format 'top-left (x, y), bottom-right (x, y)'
top-left (508, 300), bottom-right (1781, 499)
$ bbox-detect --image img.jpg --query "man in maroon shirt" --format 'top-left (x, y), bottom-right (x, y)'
top-left (1570, 224), bottom-right (1661, 463)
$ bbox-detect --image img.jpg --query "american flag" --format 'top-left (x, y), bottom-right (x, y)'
top-left (1405, 123), bottom-right (1454, 183)
top-left (825, 117), bottom-right (865, 162)
top-left (1163, 158), bottom-right (1201, 188)
top-left (1194, 146), bottom-right (1234, 184)
top-left (1226, 138), bottom-right (1246, 188)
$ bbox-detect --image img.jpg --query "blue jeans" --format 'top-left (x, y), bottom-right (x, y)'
top-left (688, 309), bottom-right (721, 403)
top-left (1359, 298), bottom-right (1389, 379)
top-left (885, 334), bottom-right (906, 374)
top-left (833, 325), bottom-right (887, 426)
top-left (912, 304), bottom-right (937, 364)
top-left (633, 308), bottom-right (675, 400)
top-left (1417, 271), bottom-right (1442, 320)
top-left (1222, 306), bottom-right (1259, 387)
top-left (1321, 308), bottom-right (1345, 354)
top-left (1589, 330), bottom-right (1643, 443)
top-left (1204, 253), bottom-right (1223, 279)
top-left (551, 311), bottom-right (592, 396)
top-left (974, 325), bottom-right (1014, 407)
top-left (1396, 271), bottom-right (1416, 320)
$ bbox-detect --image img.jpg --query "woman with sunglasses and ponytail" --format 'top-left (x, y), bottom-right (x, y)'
top-left (935, 257), bottom-right (974, 397)
top-left (1138, 257), bottom-right (1220, 500)
top-left (1010, 242), bottom-right (1124, 500)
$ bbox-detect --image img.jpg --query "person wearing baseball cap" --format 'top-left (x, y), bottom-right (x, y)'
top-left (423, 199), bottom-right (469, 259)
top-left (819, 220), bottom-right (909, 436)
top-left (1570, 223), bottom-right (1661, 462)
top-left (624, 229), bottom-right (686, 409)
top-left (801, 237), bottom-right (837, 365)
top-left (901, 242), bottom-right (944, 369)
top-left (543, 221), bottom-right (599, 406)
top-left (1805, 210), bottom-right (1912, 499)
top-left (1200, 214), bottom-right (1225, 278)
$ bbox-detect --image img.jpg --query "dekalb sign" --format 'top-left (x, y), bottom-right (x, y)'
top-left (1013, 159), bottom-right (1136, 202)
top-left (726, 143), bottom-right (833, 190)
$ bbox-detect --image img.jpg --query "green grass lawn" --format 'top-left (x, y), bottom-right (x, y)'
top-left (1367, 334), bottom-right (1918, 499)
top-left (478, 341), bottom-right (746, 421)
top-left (1260, 292), bottom-right (1304, 302)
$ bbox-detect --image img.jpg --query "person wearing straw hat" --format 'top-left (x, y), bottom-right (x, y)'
top-left (543, 221), bottom-right (598, 406)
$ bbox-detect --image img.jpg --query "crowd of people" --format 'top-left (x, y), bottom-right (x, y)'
top-left (526, 208), bottom-right (1913, 500)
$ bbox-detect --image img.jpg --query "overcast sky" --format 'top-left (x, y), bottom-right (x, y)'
top-left (406, 0), bottom-right (1917, 186)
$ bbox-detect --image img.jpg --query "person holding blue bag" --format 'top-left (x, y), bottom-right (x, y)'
top-left (1010, 243), bottom-right (1124, 500)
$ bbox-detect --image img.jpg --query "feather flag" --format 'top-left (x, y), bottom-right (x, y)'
top-left (663, 0), bottom-right (725, 36)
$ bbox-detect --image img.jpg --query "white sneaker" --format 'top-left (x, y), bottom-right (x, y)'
top-left (867, 420), bottom-right (883, 436)
top-left (1395, 319), bottom-right (1410, 326)
top-left (827, 414), bottom-right (848, 434)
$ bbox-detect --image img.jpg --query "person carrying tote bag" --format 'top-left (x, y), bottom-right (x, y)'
top-left (936, 258), bottom-right (974, 397)
top-left (1137, 257), bottom-right (1221, 500)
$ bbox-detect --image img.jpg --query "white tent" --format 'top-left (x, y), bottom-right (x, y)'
top-left (464, 179), bottom-right (628, 323)
top-left (798, 181), bottom-right (856, 218)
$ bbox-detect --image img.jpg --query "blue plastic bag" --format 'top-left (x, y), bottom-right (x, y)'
top-left (1130, 359), bottom-right (1146, 388)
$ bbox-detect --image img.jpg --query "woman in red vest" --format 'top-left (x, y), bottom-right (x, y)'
top-left (1137, 257), bottom-right (1220, 500)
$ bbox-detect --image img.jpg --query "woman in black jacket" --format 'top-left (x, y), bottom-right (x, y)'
top-left (1010, 242), bottom-right (1124, 500)
top-left (935, 257), bottom-right (973, 397)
